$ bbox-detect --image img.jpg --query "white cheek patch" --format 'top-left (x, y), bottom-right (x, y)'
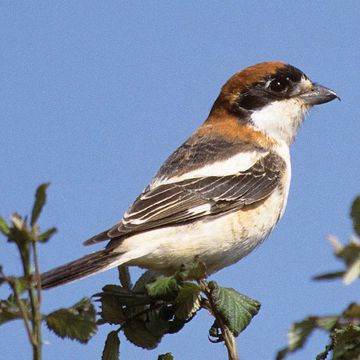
top-left (250, 99), bottom-right (309, 145)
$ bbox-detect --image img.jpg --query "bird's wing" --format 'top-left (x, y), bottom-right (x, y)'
top-left (84, 131), bottom-right (286, 246)
top-left (86, 151), bottom-right (285, 245)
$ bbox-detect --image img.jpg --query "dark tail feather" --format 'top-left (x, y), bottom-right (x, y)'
top-left (40, 249), bottom-right (121, 289)
top-left (83, 230), bottom-right (110, 246)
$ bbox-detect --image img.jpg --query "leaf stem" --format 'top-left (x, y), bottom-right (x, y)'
top-left (32, 240), bottom-right (42, 304)
top-left (200, 280), bottom-right (239, 360)
top-left (9, 279), bottom-right (37, 346)
top-left (29, 240), bottom-right (42, 360)
top-left (27, 265), bottom-right (42, 360)
top-left (17, 233), bottom-right (42, 360)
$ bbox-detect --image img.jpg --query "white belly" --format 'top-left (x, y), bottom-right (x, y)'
top-left (114, 186), bottom-right (287, 275)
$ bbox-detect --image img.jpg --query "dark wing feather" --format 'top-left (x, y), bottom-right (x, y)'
top-left (102, 152), bottom-right (285, 239)
top-left (83, 136), bottom-right (271, 246)
top-left (154, 134), bottom-right (264, 180)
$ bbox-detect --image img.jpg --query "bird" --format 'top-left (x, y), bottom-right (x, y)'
top-left (41, 61), bottom-right (338, 289)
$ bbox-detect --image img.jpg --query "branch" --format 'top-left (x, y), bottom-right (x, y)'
top-left (8, 279), bottom-right (37, 346)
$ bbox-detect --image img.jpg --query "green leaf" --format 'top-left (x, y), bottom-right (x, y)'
top-left (182, 257), bottom-right (207, 280)
top-left (45, 298), bottom-right (97, 343)
top-left (174, 283), bottom-right (201, 320)
top-left (0, 296), bottom-right (31, 325)
top-left (316, 316), bottom-right (338, 331)
top-left (210, 282), bottom-right (261, 336)
top-left (118, 265), bottom-right (132, 290)
top-left (98, 293), bottom-right (126, 325)
top-left (146, 276), bottom-right (181, 301)
top-left (276, 316), bottom-right (338, 359)
top-left (30, 183), bottom-right (49, 227)
top-left (158, 353), bottom-right (174, 360)
top-left (160, 308), bottom-right (185, 334)
top-left (123, 318), bottom-right (162, 349)
top-left (319, 239), bottom-right (360, 284)
top-left (343, 303), bottom-right (360, 319)
top-left (351, 196), bottom-right (360, 236)
top-left (313, 271), bottom-right (345, 281)
top-left (145, 308), bottom-right (173, 337)
top-left (133, 271), bottom-right (157, 292)
top-left (37, 227), bottom-right (57, 242)
top-left (276, 347), bottom-right (290, 360)
top-left (332, 325), bottom-right (360, 359)
top-left (102, 331), bottom-right (120, 360)
top-left (0, 216), bottom-right (9, 236)
top-left (336, 240), bottom-right (360, 267)
top-left (288, 317), bottom-right (321, 351)
top-left (99, 285), bottom-right (150, 306)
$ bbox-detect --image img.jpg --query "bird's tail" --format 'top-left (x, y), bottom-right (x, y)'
top-left (40, 249), bottom-right (122, 289)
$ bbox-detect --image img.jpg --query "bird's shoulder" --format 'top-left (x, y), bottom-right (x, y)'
top-left (152, 131), bottom-right (268, 186)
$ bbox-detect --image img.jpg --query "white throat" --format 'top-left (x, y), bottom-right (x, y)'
top-left (250, 99), bottom-right (309, 145)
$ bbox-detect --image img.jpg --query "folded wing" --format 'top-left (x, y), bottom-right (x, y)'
top-left (93, 152), bottom-right (285, 242)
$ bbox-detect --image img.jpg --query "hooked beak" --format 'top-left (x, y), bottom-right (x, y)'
top-left (299, 83), bottom-right (339, 105)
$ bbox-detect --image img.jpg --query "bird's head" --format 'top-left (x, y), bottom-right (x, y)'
top-left (209, 61), bottom-right (338, 145)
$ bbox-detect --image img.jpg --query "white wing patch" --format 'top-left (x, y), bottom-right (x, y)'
top-left (187, 203), bottom-right (212, 215)
top-left (107, 151), bottom-right (286, 240)
top-left (152, 150), bottom-right (266, 187)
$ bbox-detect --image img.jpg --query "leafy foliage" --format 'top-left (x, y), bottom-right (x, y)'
top-left (158, 353), bottom-right (174, 360)
top-left (313, 198), bottom-right (360, 285)
top-left (0, 216), bottom-right (10, 236)
top-left (30, 183), bottom-right (49, 227)
top-left (45, 298), bottom-right (97, 343)
top-left (123, 317), bottom-right (164, 349)
top-left (0, 184), bottom-right (98, 359)
top-left (37, 227), bottom-right (57, 243)
top-left (97, 262), bottom-right (260, 359)
top-left (351, 196), bottom-right (360, 236)
top-left (102, 331), bottom-right (120, 360)
top-left (0, 295), bottom-right (31, 325)
top-left (330, 325), bottom-right (360, 359)
top-left (3, 183), bottom-right (360, 360)
top-left (174, 282), bottom-right (201, 321)
top-left (146, 274), bottom-right (182, 301)
top-left (276, 316), bottom-right (338, 360)
top-left (277, 196), bottom-right (360, 359)
top-left (313, 237), bottom-right (360, 284)
top-left (0, 185), bottom-right (262, 359)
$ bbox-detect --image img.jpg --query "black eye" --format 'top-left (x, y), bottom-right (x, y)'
top-left (269, 76), bottom-right (291, 93)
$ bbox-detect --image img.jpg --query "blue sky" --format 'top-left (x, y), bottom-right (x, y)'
top-left (1, 2), bottom-right (359, 359)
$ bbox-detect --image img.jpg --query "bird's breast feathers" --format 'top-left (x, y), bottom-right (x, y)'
top-left (117, 175), bottom-right (289, 275)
